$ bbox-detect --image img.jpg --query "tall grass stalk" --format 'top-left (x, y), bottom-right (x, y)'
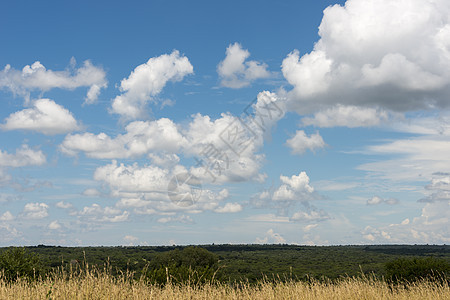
top-left (0, 265), bottom-right (448, 299)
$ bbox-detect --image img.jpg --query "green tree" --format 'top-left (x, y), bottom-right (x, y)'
top-left (146, 247), bottom-right (221, 285)
top-left (385, 257), bottom-right (449, 284)
top-left (0, 247), bottom-right (42, 282)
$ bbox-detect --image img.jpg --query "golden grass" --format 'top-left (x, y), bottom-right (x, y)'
top-left (0, 268), bottom-right (448, 300)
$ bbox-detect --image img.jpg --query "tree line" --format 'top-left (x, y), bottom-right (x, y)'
top-left (0, 245), bottom-right (449, 284)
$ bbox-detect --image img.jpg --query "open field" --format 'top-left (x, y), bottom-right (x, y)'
top-left (1, 271), bottom-right (448, 300)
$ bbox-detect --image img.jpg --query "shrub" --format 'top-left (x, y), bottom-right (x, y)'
top-left (146, 246), bottom-right (221, 285)
top-left (0, 247), bottom-right (42, 282)
top-left (385, 256), bottom-right (449, 284)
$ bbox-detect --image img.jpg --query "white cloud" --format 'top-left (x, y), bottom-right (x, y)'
top-left (0, 145), bottom-right (46, 168)
top-left (0, 211), bottom-right (14, 221)
top-left (245, 214), bottom-right (290, 223)
top-left (77, 203), bottom-right (129, 223)
top-left (273, 172), bottom-right (314, 201)
top-left (419, 173), bottom-right (450, 203)
top-left (358, 136), bottom-right (450, 182)
top-left (94, 160), bottom-right (170, 194)
top-left (355, 117), bottom-right (448, 244)
top-left (2, 98), bottom-right (80, 135)
top-left (367, 196), bottom-right (399, 205)
top-left (123, 235), bottom-right (138, 242)
top-left (255, 229), bottom-right (286, 244)
top-left (217, 43), bottom-right (270, 88)
top-left (282, 49), bottom-right (332, 99)
top-left (282, 0), bottom-right (450, 115)
top-left (82, 188), bottom-right (101, 197)
top-left (362, 201), bottom-right (450, 243)
top-left (214, 202), bottom-right (243, 213)
top-left (21, 202), bottom-right (49, 219)
top-left (313, 180), bottom-right (358, 191)
top-left (304, 224), bottom-right (318, 232)
top-left (301, 105), bottom-right (389, 128)
top-left (93, 160), bottom-right (230, 216)
top-left (111, 50), bottom-right (193, 119)
top-left (286, 130), bottom-right (326, 155)
top-left (60, 118), bottom-right (185, 158)
top-left (157, 215), bottom-right (194, 224)
top-left (388, 113), bottom-right (450, 136)
top-left (0, 224), bottom-right (21, 243)
top-left (427, 175), bottom-right (450, 191)
top-left (48, 220), bottom-right (62, 230)
top-left (56, 201), bottom-right (73, 209)
top-left (290, 209), bottom-right (330, 222)
top-left (62, 93), bottom-right (280, 184)
top-left (367, 196), bottom-right (383, 205)
top-left (0, 59), bottom-right (107, 104)
top-left (420, 191), bottom-right (450, 203)
top-left (148, 153), bottom-right (180, 168)
top-left (252, 172), bottom-right (321, 220)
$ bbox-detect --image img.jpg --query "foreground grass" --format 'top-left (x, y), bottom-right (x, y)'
top-left (0, 270), bottom-right (448, 299)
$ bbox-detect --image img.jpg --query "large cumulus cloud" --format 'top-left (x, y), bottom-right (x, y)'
top-left (282, 0), bottom-right (450, 116)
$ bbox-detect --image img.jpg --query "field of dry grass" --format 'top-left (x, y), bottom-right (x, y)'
top-left (0, 268), bottom-right (448, 300)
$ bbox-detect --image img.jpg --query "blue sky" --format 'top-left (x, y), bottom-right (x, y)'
top-left (1, 0), bottom-right (449, 246)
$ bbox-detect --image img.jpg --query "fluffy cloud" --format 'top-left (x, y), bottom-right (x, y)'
top-left (21, 202), bottom-right (49, 219)
top-left (93, 160), bottom-right (229, 213)
top-left (282, 0), bottom-right (450, 116)
top-left (420, 191), bottom-right (450, 203)
top-left (301, 105), bottom-right (389, 128)
top-left (255, 229), bottom-right (286, 244)
top-left (290, 209), bottom-right (330, 222)
top-left (367, 196), bottom-right (399, 205)
top-left (94, 160), bottom-right (170, 195)
top-left (273, 172), bottom-right (314, 201)
top-left (77, 203), bottom-right (129, 223)
top-left (252, 171), bottom-right (321, 219)
top-left (60, 118), bottom-right (185, 158)
top-left (2, 98), bottom-right (80, 135)
top-left (286, 130), bottom-right (326, 155)
top-left (0, 59), bottom-right (107, 104)
top-left (420, 173), bottom-right (450, 203)
top-left (214, 202), bottom-right (243, 213)
top-left (48, 220), bottom-right (62, 230)
top-left (187, 112), bottom-right (266, 184)
top-left (361, 201), bottom-right (450, 243)
top-left (111, 50), bottom-right (193, 119)
top-left (62, 91), bottom-right (284, 184)
top-left (0, 145), bottom-right (46, 168)
top-left (0, 211), bottom-right (14, 221)
top-left (55, 201), bottom-right (73, 209)
top-left (217, 43), bottom-right (270, 88)
top-left (148, 153), bottom-right (180, 168)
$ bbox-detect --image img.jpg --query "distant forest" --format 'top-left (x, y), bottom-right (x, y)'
top-left (3, 244), bottom-right (447, 282)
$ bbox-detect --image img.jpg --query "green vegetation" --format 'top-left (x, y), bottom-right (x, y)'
top-left (385, 256), bottom-right (450, 284)
top-left (0, 244), bottom-right (448, 284)
top-left (145, 246), bottom-right (221, 285)
top-left (0, 247), bottom-right (42, 282)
